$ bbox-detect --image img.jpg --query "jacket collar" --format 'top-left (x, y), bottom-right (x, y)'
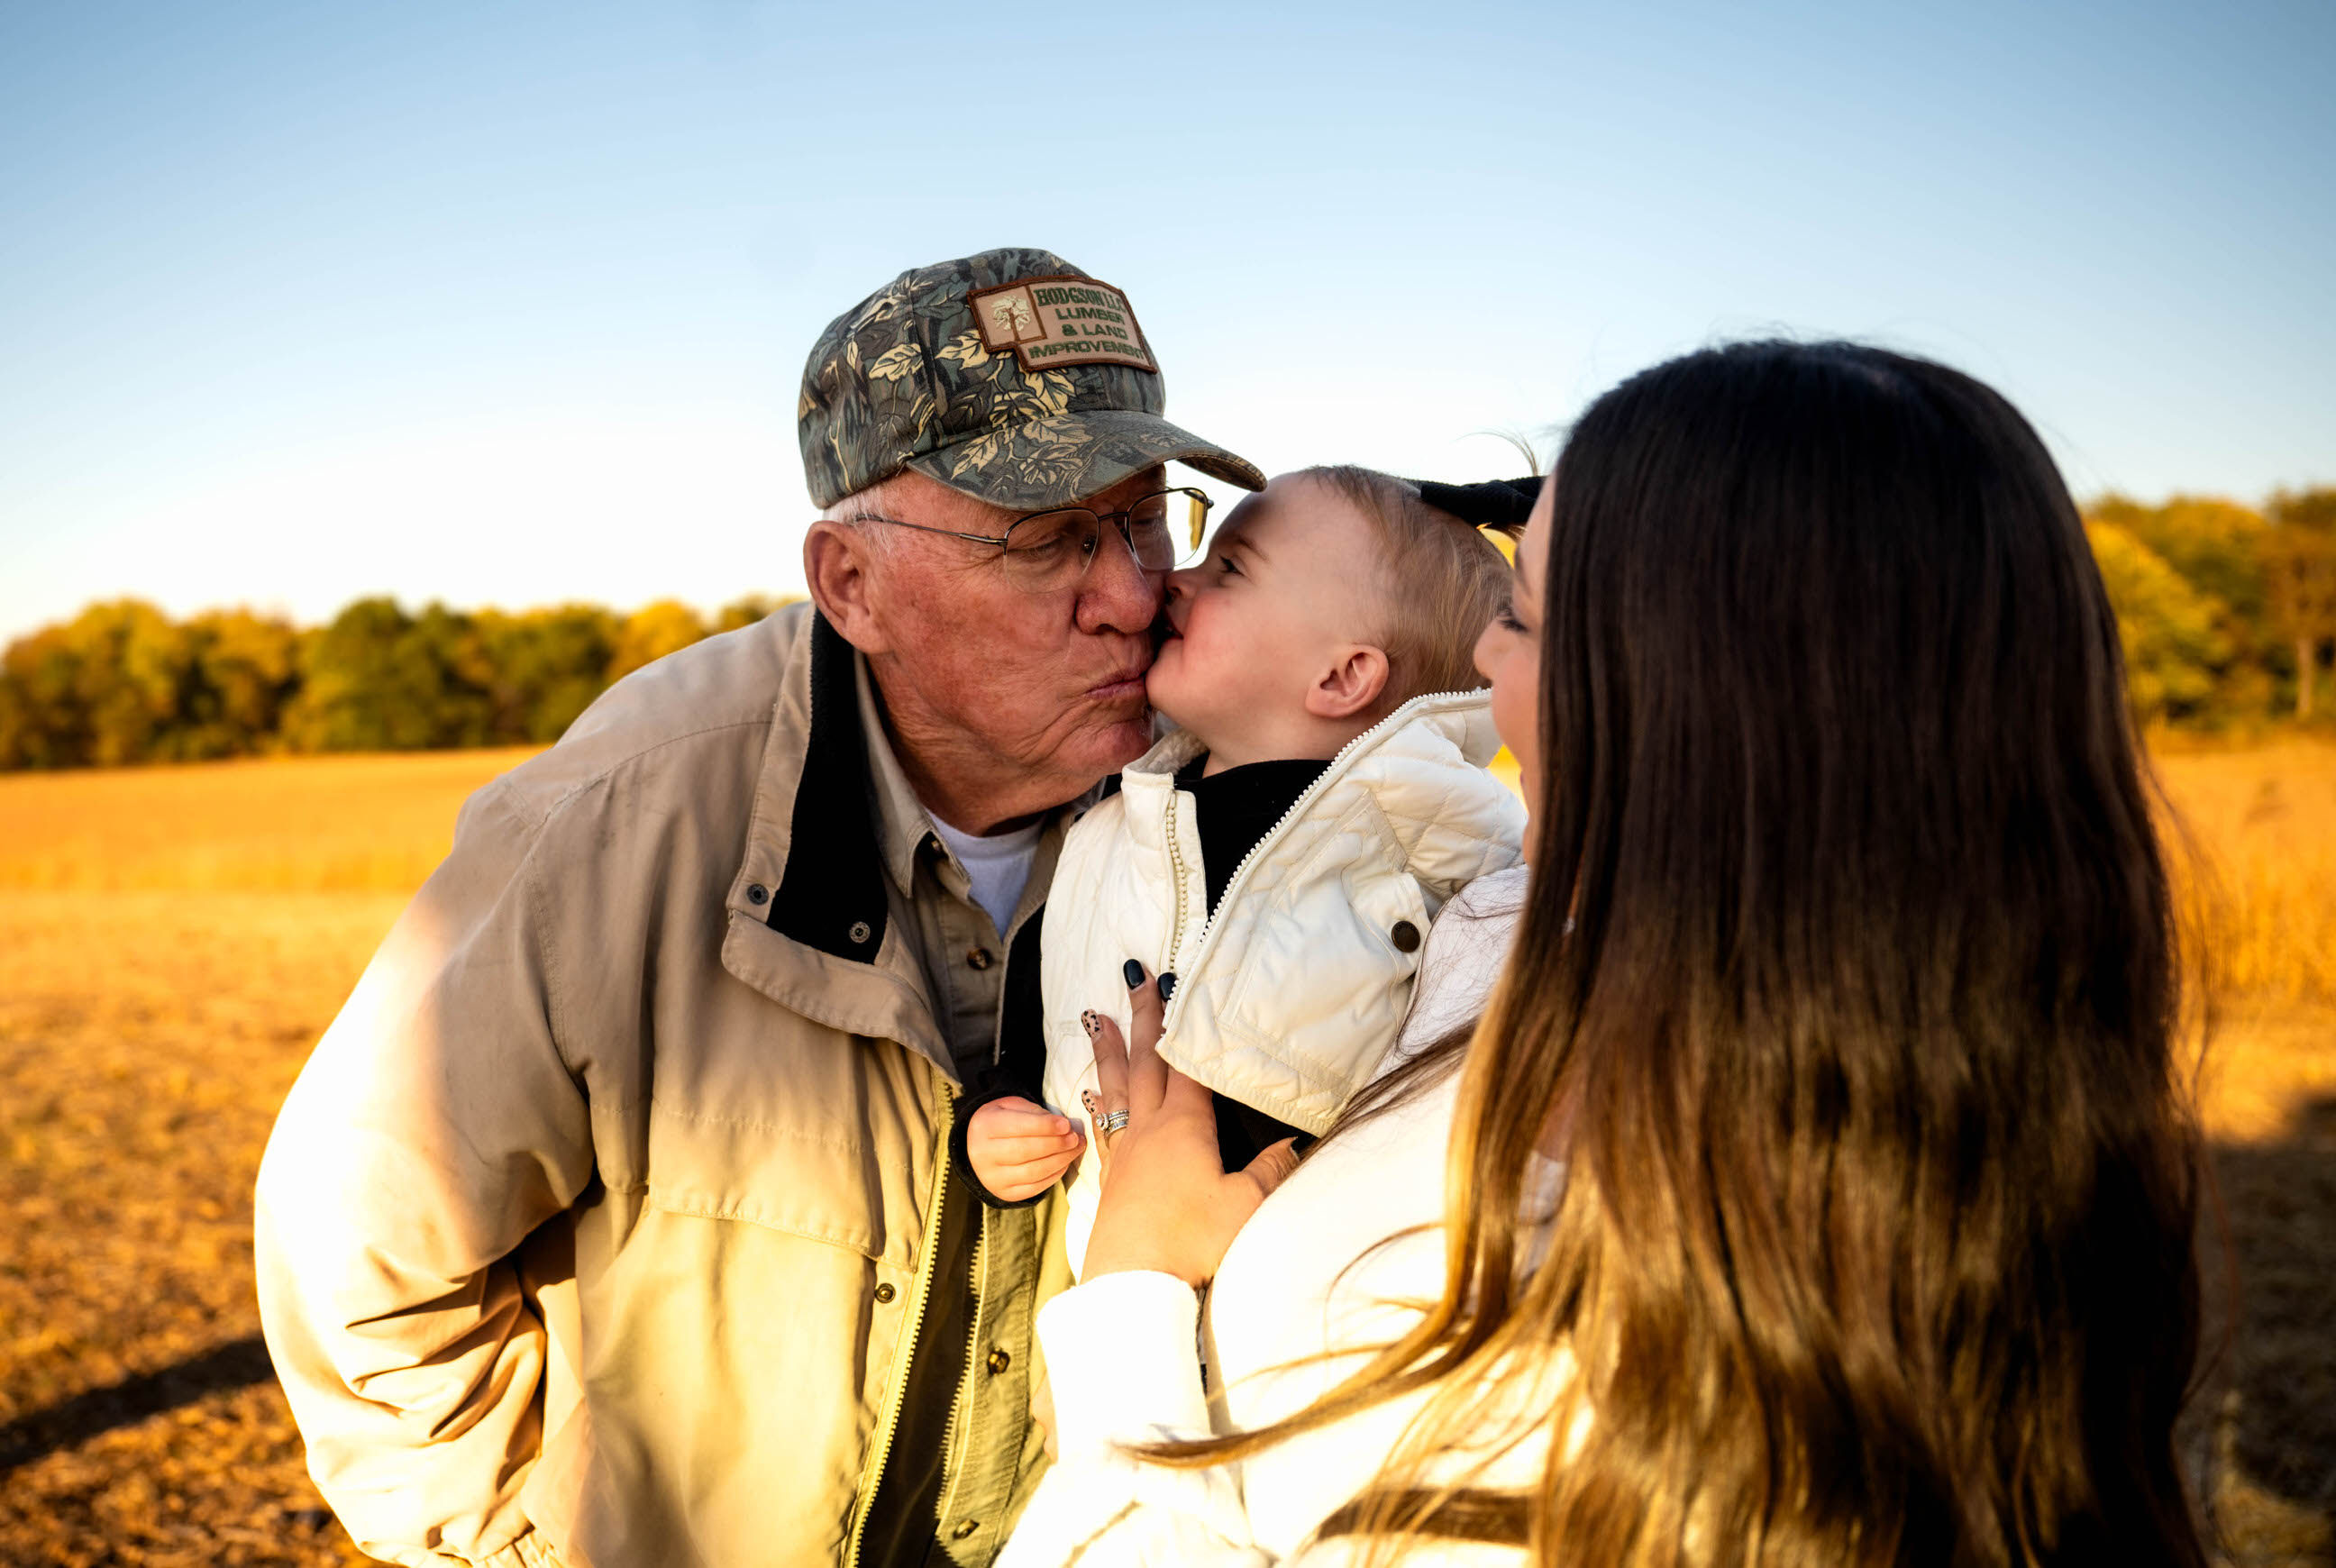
top-left (767, 611), bottom-right (892, 962)
top-left (721, 609), bottom-right (947, 1070)
top-left (1117, 689), bottom-right (1507, 860)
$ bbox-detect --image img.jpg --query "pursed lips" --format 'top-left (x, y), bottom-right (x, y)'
top-left (1083, 658), bottom-right (1152, 701)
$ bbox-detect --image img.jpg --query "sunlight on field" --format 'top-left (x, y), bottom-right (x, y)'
top-left (2156, 743), bottom-right (2336, 1009)
top-left (0, 741), bottom-right (2329, 1564)
top-left (0, 747), bottom-right (542, 893)
top-left (1491, 740), bottom-right (2336, 1027)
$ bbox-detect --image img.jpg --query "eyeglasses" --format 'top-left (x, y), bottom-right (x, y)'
top-left (851, 487), bottom-right (1214, 594)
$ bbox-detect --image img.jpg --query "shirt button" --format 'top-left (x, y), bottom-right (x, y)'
top-left (847, 919), bottom-right (873, 945)
top-left (966, 947), bottom-right (995, 971)
top-left (872, 1282), bottom-right (897, 1304)
top-left (950, 1521), bottom-right (980, 1541)
top-left (985, 1348), bottom-right (1010, 1374)
top-left (745, 883), bottom-right (768, 906)
top-left (1390, 919), bottom-right (1421, 953)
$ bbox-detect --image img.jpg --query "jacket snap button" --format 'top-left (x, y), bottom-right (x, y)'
top-left (847, 920), bottom-right (873, 945)
top-left (966, 947), bottom-right (994, 971)
top-left (872, 1282), bottom-right (896, 1304)
top-left (1390, 920), bottom-right (1421, 953)
top-left (745, 883), bottom-right (768, 906)
top-left (985, 1348), bottom-right (1010, 1374)
top-left (950, 1521), bottom-right (980, 1541)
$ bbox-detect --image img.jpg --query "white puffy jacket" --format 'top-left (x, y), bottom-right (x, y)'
top-left (1003, 867), bottom-right (1557, 1566)
top-left (1038, 689), bottom-right (1527, 1274)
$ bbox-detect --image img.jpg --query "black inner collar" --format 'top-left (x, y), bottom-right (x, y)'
top-left (1172, 755), bottom-right (1331, 916)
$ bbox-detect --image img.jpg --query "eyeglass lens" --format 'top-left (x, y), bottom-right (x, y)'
top-left (1001, 491), bottom-right (1208, 589)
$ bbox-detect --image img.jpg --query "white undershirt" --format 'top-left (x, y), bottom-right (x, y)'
top-left (928, 815), bottom-right (1045, 936)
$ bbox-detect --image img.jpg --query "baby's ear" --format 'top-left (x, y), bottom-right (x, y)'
top-left (1306, 644), bottom-right (1391, 721)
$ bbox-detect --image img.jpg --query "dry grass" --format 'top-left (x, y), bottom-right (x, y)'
top-left (2156, 742), bottom-right (2336, 1008)
top-left (0, 748), bottom-right (541, 893)
top-left (2158, 743), bottom-right (2336, 1568)
top-left (0, 743), bottom-right (2329, 1564)
top-left (0, 751), bottom-right (530, 1566)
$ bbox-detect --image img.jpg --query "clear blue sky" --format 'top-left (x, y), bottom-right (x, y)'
top-left (3, 0), bottom-right (2329, 640)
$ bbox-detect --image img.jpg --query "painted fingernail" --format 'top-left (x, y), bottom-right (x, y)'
top-left (1080, 1009), bottom-right (1099, 1035)
top-left (1081, 1089), bottom-right (1096, 1111)
top-left (1157, 971), bottom-right (1177, 1002)
top-left (1122, 959), bottom-right (1145, 989)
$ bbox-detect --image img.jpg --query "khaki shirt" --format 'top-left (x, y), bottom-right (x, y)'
top-left (255, 605), bottom-right (1073, 1568)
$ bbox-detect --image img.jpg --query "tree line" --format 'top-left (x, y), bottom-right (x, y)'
top-left (2085, 487), bottom-right (2336, 727)
top-left (3, 486), bottom-right (2332, 771)
top-left (0, 594), bottom-right (793, 770)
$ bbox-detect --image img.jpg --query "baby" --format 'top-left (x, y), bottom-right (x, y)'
top-left (960, 465), bottom-right (1532, 1274)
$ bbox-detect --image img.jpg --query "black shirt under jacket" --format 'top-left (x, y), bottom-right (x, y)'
top-left (1173, 756), bottom-right (1327, 1171)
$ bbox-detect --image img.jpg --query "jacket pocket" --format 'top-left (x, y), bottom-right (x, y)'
top-left (1214, 838), bottom-right (1429, 1113)
top-left (636, 1096), bottom-right (917, 1268)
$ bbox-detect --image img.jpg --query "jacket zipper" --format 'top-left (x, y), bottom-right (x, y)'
top-left (1162, 788), bottom-right (1195, 962)
top-left (926, 1211), bottom-right (990, 1535)
top-left (1160, 696), bottom-right (1459, 1037)
top-left (844, 1073), bottom-right (954, 1568)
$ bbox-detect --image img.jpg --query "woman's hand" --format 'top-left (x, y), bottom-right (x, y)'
top-left (1079, 963), bottom-right (1303, 1287)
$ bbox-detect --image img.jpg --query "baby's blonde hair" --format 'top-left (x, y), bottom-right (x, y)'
top-left (1299, 465), bottom-right (1515, 708)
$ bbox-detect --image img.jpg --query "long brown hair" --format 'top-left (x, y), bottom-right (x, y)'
top-left (1156, 342), bottom-right (2207, 1566)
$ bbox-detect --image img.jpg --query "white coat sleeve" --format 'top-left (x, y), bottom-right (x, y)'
top-left (998, 1271), bottom-right (1273, 1568)
top-left (1001, 1274), bottom-right (1522, 1568)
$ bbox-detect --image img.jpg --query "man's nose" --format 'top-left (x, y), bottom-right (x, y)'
top-left (1076, 523), bottom-right (1165, 635)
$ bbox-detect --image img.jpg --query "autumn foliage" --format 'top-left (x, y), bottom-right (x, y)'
top-left (0, 594), bottom-right (792, 770)
top-left (3, 484), bottom-right (2333, 773)
top-left (2085, 487), bottom-right (2336, 727)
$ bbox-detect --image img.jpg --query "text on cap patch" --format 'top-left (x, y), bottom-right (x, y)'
top-left (970, 275), bottom-right (1157, 374)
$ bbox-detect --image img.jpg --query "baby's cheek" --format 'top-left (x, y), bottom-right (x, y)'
top-left (1143, 641), bottom-right (1184, 704)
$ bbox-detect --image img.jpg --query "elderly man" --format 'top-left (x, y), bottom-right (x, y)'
top-left (253, 248), bottom-right (1263, 1568)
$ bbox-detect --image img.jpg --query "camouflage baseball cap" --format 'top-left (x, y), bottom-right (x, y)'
top-left (798, 247), bottom-right (1265, 511)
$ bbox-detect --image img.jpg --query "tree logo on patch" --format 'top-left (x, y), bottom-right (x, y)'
top-left (987, 292), bottom-right (1042, 344)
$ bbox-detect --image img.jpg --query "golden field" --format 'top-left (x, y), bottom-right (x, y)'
top-left (0, 743), bottom-right (2331, 1565)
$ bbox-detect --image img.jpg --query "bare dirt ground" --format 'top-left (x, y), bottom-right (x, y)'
top-left (0, 745), bottom-right (2330, 1565)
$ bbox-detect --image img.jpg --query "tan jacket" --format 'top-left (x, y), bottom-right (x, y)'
top-left (254, 604), bottom-right (1072, 1568)
top-left (1036, 694), bottom-right (1525, 1273)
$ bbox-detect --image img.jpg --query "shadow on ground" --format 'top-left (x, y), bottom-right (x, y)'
top-left (2204, 1093), bottom-right (2336, 1566)
top-left (0, 1336), bottom-right (274, 1479)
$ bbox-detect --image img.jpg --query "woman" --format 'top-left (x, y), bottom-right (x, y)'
top-left (1003, 341), bottom-right (2207, 1566)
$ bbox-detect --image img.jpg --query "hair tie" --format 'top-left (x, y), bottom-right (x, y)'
top-left (1410, 475), bottom-right (1541, 535)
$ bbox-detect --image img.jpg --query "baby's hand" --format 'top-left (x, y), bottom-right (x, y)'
top-left (967, 1097), bottom-right (1085, 1203)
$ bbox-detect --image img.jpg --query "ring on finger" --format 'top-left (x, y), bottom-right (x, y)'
top-left (1099, 1109), bottom-right (1130, 1135)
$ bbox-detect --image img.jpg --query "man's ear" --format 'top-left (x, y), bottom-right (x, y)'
top-left (803, 520), bottom-right (892, 655)
top-left (1304, 644), bottom-right (1391, 721)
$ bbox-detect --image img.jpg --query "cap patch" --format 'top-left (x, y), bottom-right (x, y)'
top-left (971, 275), bottom-right (1157, 374)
